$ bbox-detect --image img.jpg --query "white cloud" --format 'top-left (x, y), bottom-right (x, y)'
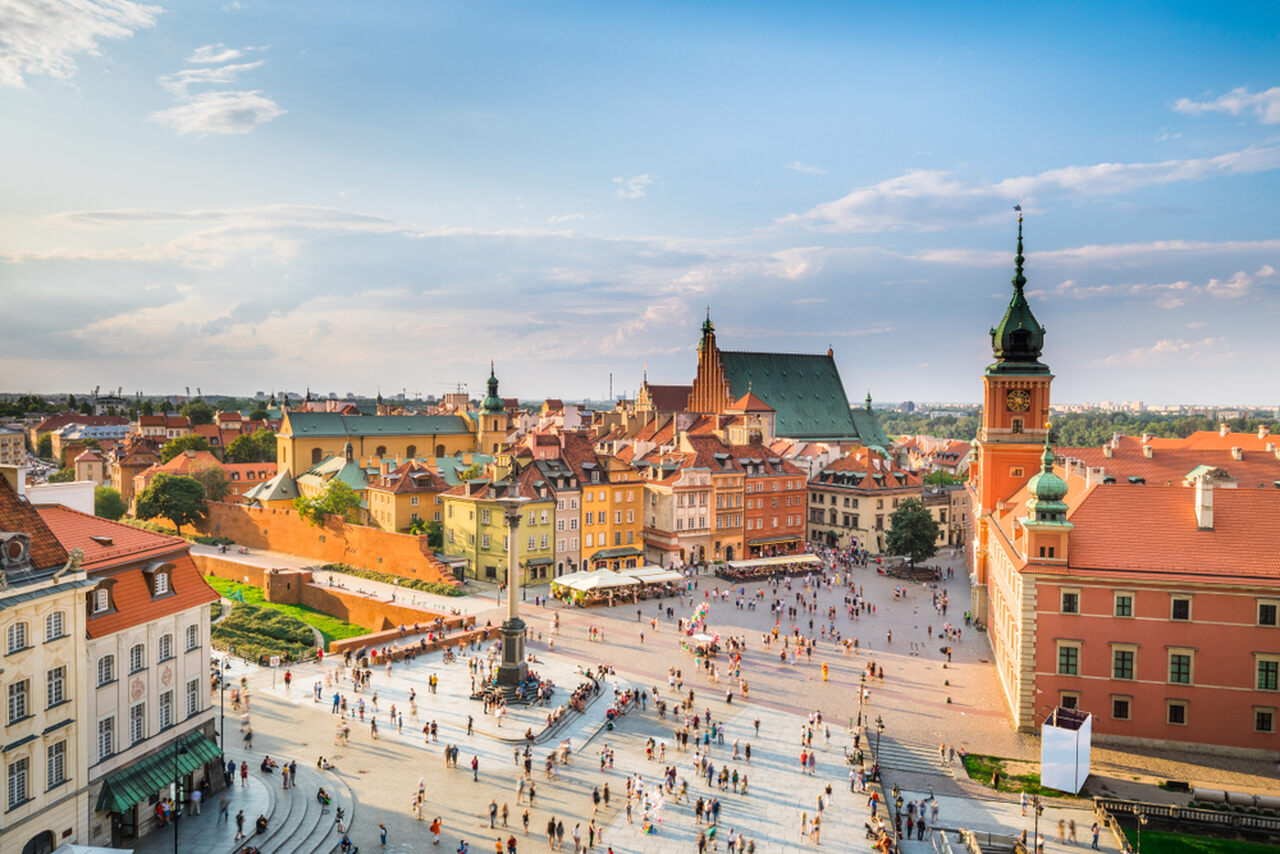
top-left (186, 43), bottom-right (243, 64)
top-left (1175, 86), bottom-right (1280, 125)
top-left (150, 90), bottom-right (285, 135)
top-left (782, 145), bottom-right (1280, 232)
top-left (159, 60), bottom-right (264, 96)
top-left (0, 0), bottom-right (160, 89)
top-left (547, 212), bottom-right (584, 223)
top-left (908, 238), bottom-right (1280, 268)
top-left (1094, 337), bottom-right (1236, 367)
top-left (786, 161), bottom-right (827, 175)
top-left (613, 174), bottom-right (652, 200)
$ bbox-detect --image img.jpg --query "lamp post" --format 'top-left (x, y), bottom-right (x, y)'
top-left (495, 493), bottom-right (531, 691)
top-left (874, 715), bottom-right (885, 768)
top-left (858, 672), bottom-right (867, 727)
top-left (173, 741), bottom-right (189, 854)
top-left (1136, 810), bottom-right (1148, 853)
top-left (1032, 795), bottom-right (1043, 853)
top-left (217, 655), bottom-right (228, 752)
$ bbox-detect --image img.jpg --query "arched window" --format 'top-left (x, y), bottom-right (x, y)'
top-left (97, 654), bottom-right (115, 686)
top-left (405, 445), bottom-right (417, 459)
top-left (45, 612), bottom-right (64, 642)
top-left (186, 625), bottom-right (199, 651)
top-left (158, 633), bottom-right (173, 662)
top-left (375, 445), bottom-right (387, 457)
top-left (129, 643), bottom-right (145, 673)
top-left (435, 444), bottom-right (445, 458)
top-left (6, 621), bottom-right (27, 654)
top-left (311, 448), bottom-right (322, 465)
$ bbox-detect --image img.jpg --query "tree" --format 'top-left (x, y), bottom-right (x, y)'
top-left (885, 497), bottom-right (941, 566)
top-left (94, 486), bottom-right (127, 520)
top-left (180, 398), bottom-right (215, 425)
top-left (141, 399), bottom-right (155, 417)
top-left (248, 406), bottom-right (269, 421)
top-left (160, 434), bottom-right (213, 463)
top-left (67, 394), bottom-right (76, 409)
top-left (36, 432), bottom-right (52, 459)
top-left (424, 519), bottom-right (443, 550)
top-left (923, 470), bottom-right (962, 486)
top-left (294, 480), bottom-right (362, 526)
top-left (136, 473), bottom-right (207, 536)
top-left (190, 464), bottom-right (230, 502)
top-left (224, 428), bottom-right (276, 463)
top-left (47, 467), bottom-right (75, 483)
top-left (78, 400), bottom-right (92, 415)
top-left (457, 462), bottom-right (484, 481)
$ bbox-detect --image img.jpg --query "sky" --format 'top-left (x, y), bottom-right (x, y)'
top-left (1, 1), bottom-right (1278, 405)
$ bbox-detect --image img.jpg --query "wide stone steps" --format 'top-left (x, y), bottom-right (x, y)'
top-left (874, 736), bottom-right (951, 777)
top-left (231, 755), bottom-right (354, 854)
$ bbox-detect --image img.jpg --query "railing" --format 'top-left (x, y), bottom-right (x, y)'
top-left (1095, 797), bottom-right (1280, 833)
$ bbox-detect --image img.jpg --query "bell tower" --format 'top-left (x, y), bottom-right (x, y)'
top-left (970, 214), bottom-right (1053, 602)
top-left (477, 362), bottom-right (511, 454)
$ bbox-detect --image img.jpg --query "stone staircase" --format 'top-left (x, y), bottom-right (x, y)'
top-left (874, 735), bottom-right (954, 778)
top-left (231, 754), bottom-right (355, 854)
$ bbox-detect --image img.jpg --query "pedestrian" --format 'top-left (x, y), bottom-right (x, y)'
top-left (218, 794), bottom-right (230, 823)
top-left (380, 823), bottom-right (388, 846)
top-left (190, 786), bottom-right (202, 815)
top-left (473, 755), bottom-right (480, 781)
top-left (489, 799), bottom-right (498, 828)
top-left (1091, 822), bottom-right (1101, 850)
top-left (431, 817), bottom-right (443, 845)
top-left (235, 809), bottom-right (245, 841)
top-left (502, 802), bottom-right (510, 827)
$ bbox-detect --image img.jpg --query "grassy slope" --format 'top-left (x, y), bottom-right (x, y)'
top-left (205, 575), bottom-right (368, 644)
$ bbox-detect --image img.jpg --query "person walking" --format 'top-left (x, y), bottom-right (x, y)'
top-left (489, 799), bottom-right (498, 828)
top-left (472, 755), bottom-right (480, 782)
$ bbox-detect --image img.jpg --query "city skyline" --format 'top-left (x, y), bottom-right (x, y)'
top-left (2, 1), bottom-right (1278, 403)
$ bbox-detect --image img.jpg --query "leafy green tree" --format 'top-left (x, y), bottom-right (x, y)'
top-left (294, 481), bottom-right (362, 526)
top-left (457, 462), bottom-right (484, 481)
top-left (67, 394), bottom-right (76, 409)
top-left (248, 406), bottom-right (269, 421)
top-left (190, 464), bottom-right (230, 502)
top-left (224, 428), bottom-right (276, 463)
top-left (160, 434), bottom-right (213, 463)
top-left (141, 399), bottom-right (155, 417)
top-left (180, 398), bottom-right (215, 425)
top-left (135, 473), bottom-right (207, 536)
top-left (47, 467), bottom-right (75, 483)
top-left (94, 486), bottom-right (127, 520)
top-left (885, 497), bottom-right (941, 565)
top-left (78, 401), bottom-right (92, 415)
top-left (923, 470), bottom-right (962, 486)
top-left (36, 433), bottom-right (52, 459)
top-left (424, 519), bottom-right (443, 549)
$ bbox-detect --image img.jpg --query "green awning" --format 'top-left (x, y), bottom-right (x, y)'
top-left (525, 556), bottom-right (554, 567)
top-left (96, 732), bottom-right (222, 813)
top-left (747, 535), bottom-right (803, 546)
top-left (589, 547), bottom-right (643, 560)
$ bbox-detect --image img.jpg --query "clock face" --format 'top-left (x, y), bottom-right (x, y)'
top-left (1006, 389), bottom-right (1031, 413)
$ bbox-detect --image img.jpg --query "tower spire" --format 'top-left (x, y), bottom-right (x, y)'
top-left (1013, 205), bottom-right (1026, 294)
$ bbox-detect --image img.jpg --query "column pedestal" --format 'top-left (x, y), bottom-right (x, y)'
top-left (495, 616), bottom-right (528, 689)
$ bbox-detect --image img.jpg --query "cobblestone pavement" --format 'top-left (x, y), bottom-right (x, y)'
top-left (231, 549), bottom-right (1280, 852)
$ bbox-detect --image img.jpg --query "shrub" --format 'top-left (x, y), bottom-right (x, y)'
top-left (320, 562), bottom-right (464, 596)
top-left (211, 602), bottom-right (316, 662)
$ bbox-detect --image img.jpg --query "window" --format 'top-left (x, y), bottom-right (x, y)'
top-left (406, 445), bottom-right (416, 458)
top-left (98, 654), bottom-right (115, 686)
top-left (585, 512), bottom-right (594, 525)
top-left (1171, 597), bottom-right (1192, 621)
top-left (129, 643), bottom-right (145, 673)
top-left (46, 666), bottom-right (65, 708)
top-left (1168, 651), bottom-right (1192, 684)
top-left (1112, 696), bottom-right (1132, 720)
top-left (1060, 590), bottom-right (1080, 614)
top-left (1112, 648), bottom-right (1135, 680)
top-left (481, 509), bottom-right (490, 524)
top-left (1059, 692), bottom-right (1079, 710)
top-left (1056, 643), bottom-right (1080, 676)
top-left (187, 678), bottom-right (200, 717)
top-left (585, 533), bottom-right (593, 548)
top-left (154, 571), bottom-right (169, 596)
top-left (186, 625), bottom-right (199, 651)
top-left (1114, 593), bottom-right (1133, 617)
top-left (1257, 657), bottom-right (1280, 692)
top-left (1256, 708), bottom-right (1276, 734)
top-left (98, 716), bottom-right (115, 760)
top-left (159, 690), bottom-right (173, 730)
top-left (614, 511), bottom-right (622, 525)
top-left (8, 756), bottom-right (28, 809)
top-left (540, 535), bottom-right (549, 549)
top-left (527, 536), bottom-right (536, 551)
top-left (158, 633), bottom-right (173, 662)
top-left (1167, 701), bottom-right (1188, 726)
top-left (557, 520), bottom-right (565, 532)
top-left (47, 740), bottom-right (66, 788)
top-left (8, 679), bottom-right (28, 723)
top-left (410, 496), bottom-right (419, 506)
top-left (6, 622), bottom-right (28, 654)
top-left (626, 510), bottom-right (634, 524)
top-left (1260, 600), bottom-right (1279, 627)
top-left (130, 703), bottom-right (146, 744)
top-left (481, 534), bottom-right (490, 550)
top-left (312, 448), bottom-right (322, 465)
top-left (94, 588), bottom-right (110, 613)
top-left (1010, 467), bottom-right (1024, 478)
top-left (44, 612), bottom-right (64, 642)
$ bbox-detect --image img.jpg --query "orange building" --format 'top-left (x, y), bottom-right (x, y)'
top-left (970, 220), bottom-right (1280, 754)
top-left (734, 444), bottom-right (807, 557)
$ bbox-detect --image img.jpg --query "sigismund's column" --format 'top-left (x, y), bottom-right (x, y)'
top-left (495, 493), bottom-right (530, 688)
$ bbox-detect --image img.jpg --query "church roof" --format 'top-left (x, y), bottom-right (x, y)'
top-left (284, 412), bottom-right (471, 438)
top-left (717, 350), bottom-right (863, 441)
top-left (730, 390), bottom-right (774, 412)
top-left (643, 384), bottom-right (693, 411)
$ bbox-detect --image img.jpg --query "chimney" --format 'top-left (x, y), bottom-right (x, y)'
top-left (1231, 447), bottom-right (1243, 461)
top-left (1260, 425), bottom-right (1271, 439)
top-left (1102, 445), bottom-right (1113, 459)
top-left (1142, 445), bottom-right (1154, 459)
top-left (1141, 433), bottom-right (1152, 443)
top-left (381, 461), bottom-right (390, 476)
top-left (1219, 423), bottom-right (1230, 437)
top-left (1195, 476), bottom-right (1214, 530)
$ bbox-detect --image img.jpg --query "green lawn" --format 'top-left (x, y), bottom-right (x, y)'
top-left (1124, 829), bottom-right (1280, 854)
top-left (205, 575), bottom-right (368, 645)
top-left (960, 753), bottom-right (1082, 798)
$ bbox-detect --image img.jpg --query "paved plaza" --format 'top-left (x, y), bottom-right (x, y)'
top-left (210, 548), bottom-right (1280, 853)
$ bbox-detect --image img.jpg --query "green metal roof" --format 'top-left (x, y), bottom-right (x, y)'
top-left (299, 456), bottom-right (369, 492)
top-left (589, 547), bottom-right (644, 560)
top-left (286, 413), bottom-right (471, 438)
top-left (96, 731), bottom-right (221, 813)
top-left (718, 350), bottom-right (861, 440)
top-left (244, 469), bottom-right (299, 502)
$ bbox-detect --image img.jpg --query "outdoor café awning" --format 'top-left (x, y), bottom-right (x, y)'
top-left (550, 570), bottom-right (639, 592)
top-left (525, 556), bottom-right (554, 567)
top-left (588, 547), bottom-right (644, 561)
top-left (96, 731), bottom-right (221, 814)
top-left (620, 567), bottom-right (684, 584)
top-left (746, 534), bottom-right (803, 546)
top-left (725, 554), bottom-right (822, 570)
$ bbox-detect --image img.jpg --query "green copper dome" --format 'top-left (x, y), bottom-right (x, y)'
top-left (481, 362), bottom-right (504, 413)
top-left (1025, 439), bottom-right (1070, 525)
top-left (987, 217), bottom-right (1049, 376)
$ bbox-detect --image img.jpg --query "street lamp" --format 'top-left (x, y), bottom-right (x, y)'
top-left (1032, 795), bottom-right (1043, 853)
top-left (173, 741), bottom-right (189, 854)
top-left (1136, 810), bottom-right (1148, 853)
top-left (217, 655), bottom-right (228, 752)
top-left (874, 715), bottom-right (885, 771)
top-left (494, 492), bottom-right (531, 691)
top-left (858, 672), bottom-right (867, 727)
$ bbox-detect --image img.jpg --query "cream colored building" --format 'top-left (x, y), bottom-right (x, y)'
top-left (0, 428), bottom-right (24, 466)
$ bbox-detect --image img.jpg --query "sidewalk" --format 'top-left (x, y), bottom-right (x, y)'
top-left (131, 751), bottom-right (271, 854)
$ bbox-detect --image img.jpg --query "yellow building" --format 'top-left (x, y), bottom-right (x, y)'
top-left (367, 461), bottom-right (447, 532)
top-left (579, 454), bottom-right (645, 570)
top-left (276, 412), bottom-right (476, 477)
top-left (0, 474), bottom-right (95, 852)
top-left (0, 428), bottom-right (24, 465)
top-left (440, 463), bottom-right (555, 583)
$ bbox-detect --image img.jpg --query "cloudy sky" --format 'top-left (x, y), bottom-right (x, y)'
top-left (1, 1), bottom-right (1277, 405)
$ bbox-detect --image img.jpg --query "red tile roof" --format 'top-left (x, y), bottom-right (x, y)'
top-left (35, 504), bottom-right (186, 570)
top-left (33, 413), bottom-right (128, 434)
top-left (643, 384), bottom-right (692, 411)
top-left (1059, 441), bottom-right (1280, 489)
top-left (0, 477), bottom-right (69, 571)
top-left (730, 391), bottom-right (774, 412)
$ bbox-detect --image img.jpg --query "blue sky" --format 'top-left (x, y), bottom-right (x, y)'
top-left (1, 1), bottom-right (1277, 405)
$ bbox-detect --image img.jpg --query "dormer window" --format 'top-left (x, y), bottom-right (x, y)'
top-left (142, 561), bottom-right (176, 598)
top-left (93, 588), bottom-right (110, 614)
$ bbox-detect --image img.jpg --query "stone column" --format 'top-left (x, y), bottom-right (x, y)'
top-left (496, 497), bottom-right (529, 689)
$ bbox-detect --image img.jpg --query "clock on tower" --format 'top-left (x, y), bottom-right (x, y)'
top-left (1006, 389), bottom-right (1031, 412)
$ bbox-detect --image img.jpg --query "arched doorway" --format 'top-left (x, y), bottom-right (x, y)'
top-left (724, 545), bottom-right (734, 561)
top-left (22, 830), bottom-right (55, 854)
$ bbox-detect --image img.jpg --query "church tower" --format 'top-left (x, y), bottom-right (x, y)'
top-left (687, 308), bottom-right (733, 413)
top-left (970, 215), bottom-right (1053, 605)
top-left (476, 362), bottom-right (511, 454)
